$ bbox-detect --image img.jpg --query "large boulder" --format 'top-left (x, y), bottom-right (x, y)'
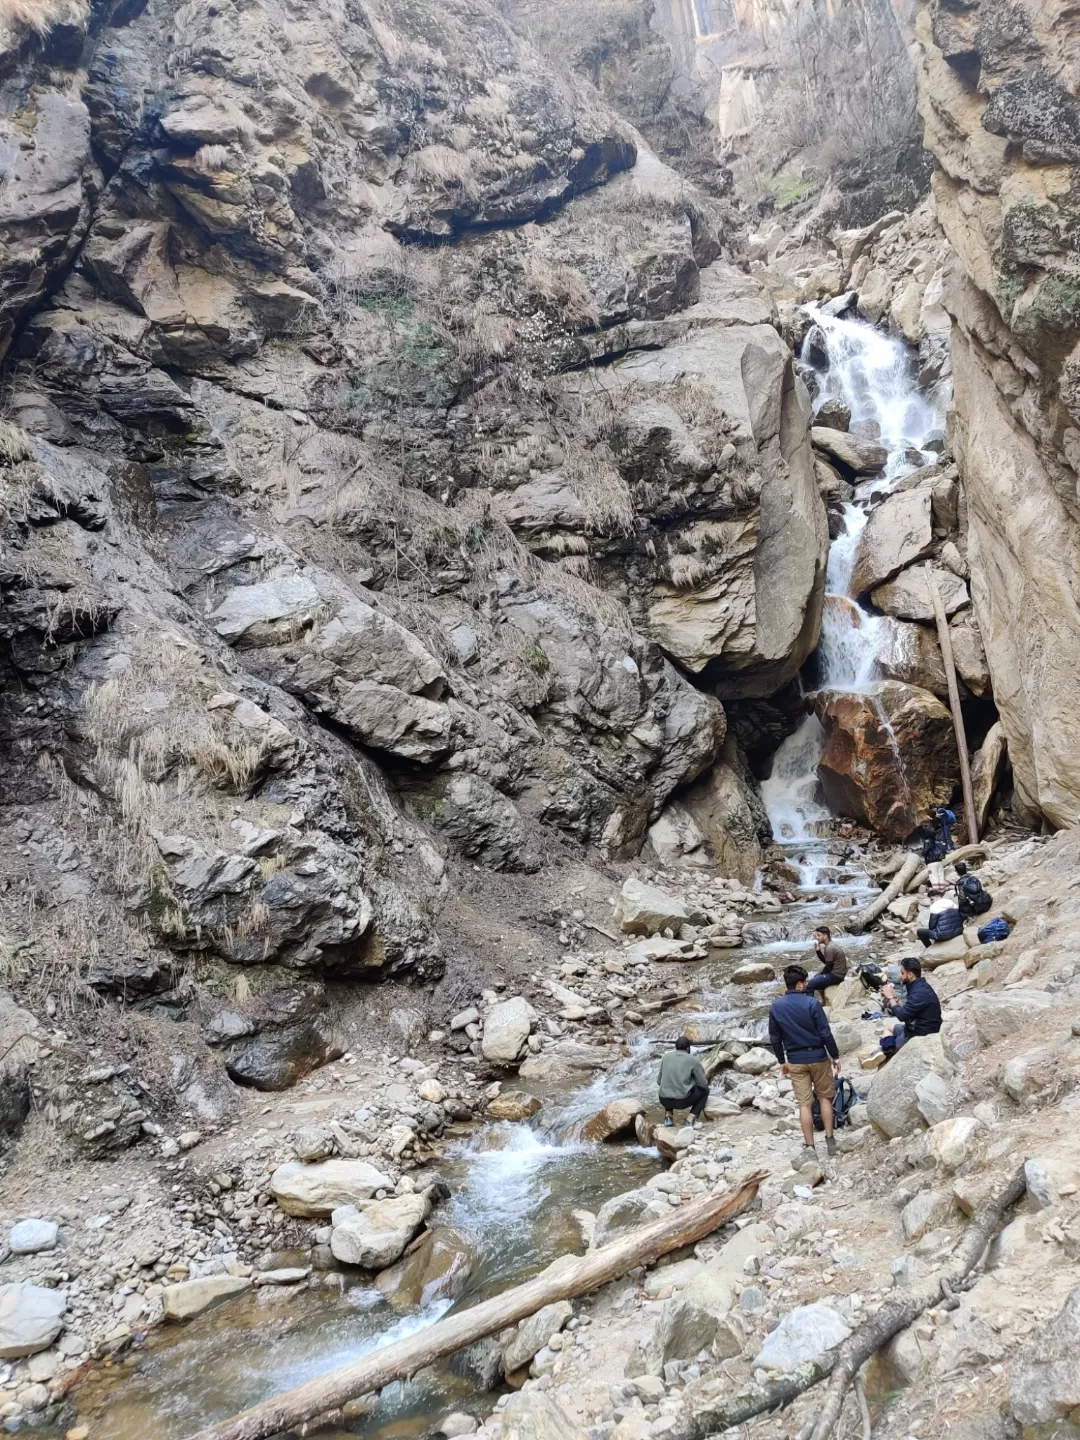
top-left (0, 1284), bottom-right (66, 1359)
top-left (813, 682), bottom-right (960, 839)
top-left (330, 1193), bottom-right (431, 1269)
top-left (811, 426), bottom-right (888, 475)
top-left (754, 1302), bottom-right (851, 1371)
top-left (591, 1187), bottom-right (671, 1247)
top-left (162, 1275), bottom-right (251, 1322)
top-left (871, 565), bottom-right (970, 623)
top-left (867, 1033), bottom-right (954, 1138)
top-left (226, 1022), bottom-right (343, 1091)
top-left (969, 991), bottom-right (1054, 1048)
top-left (497, 1392), bottom-right (590, 1440)
top-left (270, 1159), bottom-right (394, 1217)
top-left (850, 485), bottom-right (934, 597)
top-left (617, 878), bottom-right (691, 936)
top-left (580, 1097), bottom-right (645, 1142)
top-left (481, 997), bottom-right (538, 1065)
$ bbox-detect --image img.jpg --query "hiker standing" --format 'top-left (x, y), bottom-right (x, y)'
top-left (805, 925), bottom-right (848, 998)
top-left (769, 964), bottom-right (841, 1165)
top-left (920, 805), bottom-right (956, 863)
top-left (879, 956), bottom-right (942, 1054)
top-left (657, 1035), bottom-right (710, 1128)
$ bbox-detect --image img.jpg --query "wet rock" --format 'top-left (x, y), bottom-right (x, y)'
top-left (163, 1275), bottom-right (251, 1321)
top-left (376, 1226), bottom-right (476, 1308)
top-left (754, 1302), bottom-right (851, 1371)
top-left (655, 1125), bottom-right (696, 1161)
top-left (871, 565), bottom-right (970, 623)
top-left (813, 682), bottom-right (959, 839)
top-left (481, 997), bottom-right (537, 1066)
top-left (330, 1193), bottom-right (431, 1269)
top-left (591, 1188), bottom-right (671, 1247)
top-left (811, 426), bottom-right (888, 475)
top-left (438, 1415), bottom-right (479, 1438)
top-left (850, 484), bottom-right (934, 596)
top-left (867, 1033), bottom-right (953, 1138)
top-left (580, 1097), bottom-right (645, 1141)
top-left (226, 1022), bottom-right (343, 1091)
top-left (485, 1091), bottom-right (542, 1122)
top-left (617, 878), bottom-right (690, 936)
top-left (270, 1159), bottom-right (394, 1217)
top-left (0, 1284), bottom-right (66, 1358)
top-left (503, 1300), bottom-right (573, 1373)
top-left (816, 399), bottom-right (851, 430)
top-left (730, 962), bottom-right (776, 983)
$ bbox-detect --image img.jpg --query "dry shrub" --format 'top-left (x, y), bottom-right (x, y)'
top-left (193, 143), bottom-right (231, 172)
top-left (0, 0), bottom-right (88, 33)
top-left (408, 144), bottom-right (479, 198)
top-left (561, 441), bottom-right (634, 536)
top-left (523, 255), bottom-right (600, 328)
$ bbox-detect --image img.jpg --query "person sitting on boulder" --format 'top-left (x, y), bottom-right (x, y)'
top-left (953, 861), bottom-right (993, 918)
top-left (768, 965), bottom-right (841, 1165)
top-left (806, 925), bottom-right (848, 999)
top-left (657, 1035), bottom-right (709, 1129)
top-left (879, 956), bottom-right (942, 1055)
top-left (916, 883), bottom-right (964, 947)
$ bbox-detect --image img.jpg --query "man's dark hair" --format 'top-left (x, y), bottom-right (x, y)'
top-left (784, 965), bottom-right (809, 991)
top-left (900, 956), bottom-right (923, 978)
top-left (954, 861), bottom-right (968, 876)
top-left (815, 925), bottom-right (831, 939)
top-left (675, 1035), bottom-right (691, 1052)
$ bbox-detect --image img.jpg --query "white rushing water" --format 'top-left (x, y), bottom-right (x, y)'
top-left (762, 306), bottom-right (949, 842)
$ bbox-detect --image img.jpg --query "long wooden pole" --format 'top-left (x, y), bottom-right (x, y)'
top-left (926, 565), bottom-right (978, 846)
top-left (183, 1173), bottom-right (767, 1440)
top-left (849, 851), bottom-right (920, 933)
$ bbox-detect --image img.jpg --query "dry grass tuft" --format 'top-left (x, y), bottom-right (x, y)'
top-left (193, 143), bottom-right (231, 172)
top-left (408, 144), bottom-right (479, 198)
top-left (561, 441), bottom-right (634, 536)
top-left (523, 255), bottom-right (600, 328)
top-left (0, 0), bottom-right (88, 34)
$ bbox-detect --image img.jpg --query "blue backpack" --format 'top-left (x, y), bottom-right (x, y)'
top-left (978, 917), bottom-right (1010, 944)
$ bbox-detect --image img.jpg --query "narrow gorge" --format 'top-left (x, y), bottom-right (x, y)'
top-left (1, 0), bottom-right (1080, 1438)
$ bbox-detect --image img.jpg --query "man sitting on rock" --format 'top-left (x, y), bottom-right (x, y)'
top-left (768, 965), bottom-right (841, 1165)
top-left (879, 957), bottom-right (942, 1055)
top-left (806, 925), bottom-right (848, 999)
top-left (916, 883), bottom-right (964, 947)
top-left (657, 1035), bottom-right (710, 1129)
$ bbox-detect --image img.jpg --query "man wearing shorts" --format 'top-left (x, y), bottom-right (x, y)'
top-left (768, 964), bottom-right (842, 1166)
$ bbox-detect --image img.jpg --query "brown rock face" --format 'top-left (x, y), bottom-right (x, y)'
top-left (913, 0), bottom-right (1080, 824)
top-left (813, 682), bottom-right (960, 838)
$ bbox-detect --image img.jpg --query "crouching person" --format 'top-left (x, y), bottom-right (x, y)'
top-left (658, 1035), bottom-right (709, 1128)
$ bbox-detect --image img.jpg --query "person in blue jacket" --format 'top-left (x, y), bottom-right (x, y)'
top-left (879, 957), bottom-right (942, 1055)
top-left (769, 965), bottom-right (841, 1166)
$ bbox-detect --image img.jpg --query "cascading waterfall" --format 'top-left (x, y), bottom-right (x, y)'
top-left (762, 306), bottom-right (949, 843)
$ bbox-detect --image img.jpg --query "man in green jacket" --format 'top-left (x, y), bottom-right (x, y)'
top-left (658, 1036), bottom-right (710, 1128)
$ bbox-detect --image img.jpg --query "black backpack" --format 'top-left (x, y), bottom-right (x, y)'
top-left (958, 876), bottom-right (992, 916)
top-left (812, 1077), bottom-right (857, 1131)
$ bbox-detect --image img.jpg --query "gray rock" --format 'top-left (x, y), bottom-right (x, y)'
top-left (481, 997), bottom-right (537, 1065)
top-left (0, 1284), bottom-right (66, 1358)
top-left (1010, 1285), bottom-right (1080, 1426)
top-left (8, 1220), bottom-right (58, 1255)
top-left (901, 1188), bottom-right (951, 1242)
top-left (915, 1071), bottom-right (955, 1126)
top-left (867, 1033), bottom-right (953, 1138)
top-left (591, 1188), bottom-right (671, 1248)
top-left (330, 1193), bottom-right (430, 1268)
top-left (628, 1296), bottom-right (719, 1377)
top-left (754, 1302), bottom-right (851, 1371)
top-left (226, 1021), bottom-right (343, 1091)
top-left (503, 1301), bottom-right (572, 1373)
top-left (617, 878), bottom-right (690, 936)
top-left (1024, 1157), bottom-right (1057, 1209)
top-left (292, 1126), bottom-right (335, 1163)
top-left (969, 990), bottom-right (1054, 1048)
top-left (271, 1159), bottom-right (394, 1217)
top-left (203, 1009), bottom-right (255, 1046)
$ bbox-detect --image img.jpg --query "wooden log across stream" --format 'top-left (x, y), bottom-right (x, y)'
top-left (183, 1172), bottom-right (767, 1440)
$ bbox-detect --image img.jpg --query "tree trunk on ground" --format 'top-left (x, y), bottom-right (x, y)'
top-left (669, 1163), bottom-right (1027, 1440)
top-left (849, 852), bottom-right (921, 933)
top-left (905, 842), bottom-right (989, 893)
top-left (183, 1174), bottom-right (767, 1440)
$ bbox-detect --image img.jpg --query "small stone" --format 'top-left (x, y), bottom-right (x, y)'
top-left (178, 1130), bottom-right (202, 1151)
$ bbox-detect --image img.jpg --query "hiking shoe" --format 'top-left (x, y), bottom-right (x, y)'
top-left (663, 1116), bottom-right (675, 1128)
top-left (826, 1135), bottom-right (839, 1157)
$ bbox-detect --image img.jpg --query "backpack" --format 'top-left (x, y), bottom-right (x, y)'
top-left (978, 917), bottom-right (1010, 944)
top-left (812, 1076), bottom-right (857, 1131)
top-left (958, 876), bottom-right (993, 916)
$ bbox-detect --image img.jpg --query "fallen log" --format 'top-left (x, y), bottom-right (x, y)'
top-left (905, 842), bottom-right (989, 894)
top-left (670, 1162), bottom-right (1027, 1440)
top-left (184, 1172), bottom-right (767, 1440)
top-left (848, 852), bottom-right (921, 933)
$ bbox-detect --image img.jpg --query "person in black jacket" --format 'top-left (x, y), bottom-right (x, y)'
top-left (879, 957), bottom-right (942, 1055)
top-left (769, 965), bottom-right (842, 1164)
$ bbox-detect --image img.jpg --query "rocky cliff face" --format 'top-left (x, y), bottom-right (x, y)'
top-left (0, 0), bottom-right (826, 1042)
top-left (913, 0), bottom-right (1080, 827)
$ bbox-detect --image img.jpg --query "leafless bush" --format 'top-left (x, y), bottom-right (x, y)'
top-left (523, 255), bottom-right (601, 328)
top-left (0, 0), bottom-right (87, 33)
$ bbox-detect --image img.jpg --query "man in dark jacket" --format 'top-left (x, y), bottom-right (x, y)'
top-left (769, 965), bottom-right (842, 1165)
top-left (806, 926), bottom-right (848, 998)
top-left (916, 885), bottom-right (964, 947)
top-left (880, 957), bottom-right (942, 1054)
top-left (657, 1035), bottom-right (710, 1128)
